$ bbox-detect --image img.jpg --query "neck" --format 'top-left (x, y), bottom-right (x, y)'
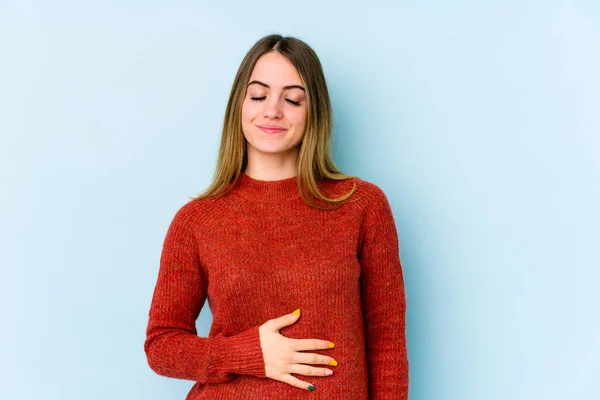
top-left (232, 171), bottom-right (301, 203)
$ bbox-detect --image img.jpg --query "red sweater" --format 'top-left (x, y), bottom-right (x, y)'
top-left (144, 172), bottom-right (409, 399)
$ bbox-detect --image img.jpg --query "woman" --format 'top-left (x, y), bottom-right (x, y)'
top-left (144, 34), bottom-right (409, 399)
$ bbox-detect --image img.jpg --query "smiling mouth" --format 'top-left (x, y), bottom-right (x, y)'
top-left (257, 126), bottom-right (287, 134)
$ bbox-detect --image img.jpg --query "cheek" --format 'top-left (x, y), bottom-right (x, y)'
top-left (241, 102), bottom-right (256, 122)
top-left (290, 108), bottom-right (307, 126)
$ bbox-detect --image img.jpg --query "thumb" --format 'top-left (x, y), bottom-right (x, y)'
top-left (270, 309), bottom-right (301, 331)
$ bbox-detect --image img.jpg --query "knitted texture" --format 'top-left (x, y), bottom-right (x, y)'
top-left (144, 172), bottom-right (409, 399)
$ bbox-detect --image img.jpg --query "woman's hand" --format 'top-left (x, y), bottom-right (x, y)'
top-left (258, 309), bottom-right (337, 391)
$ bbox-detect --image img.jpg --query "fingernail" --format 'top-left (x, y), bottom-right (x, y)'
top-left (325, 369), bottom-right (333, 375)
top-left (292, 308), bottom-right (300, 316)
top-left (308, 385), bottom-right (315, 390)
top-left (329, 359), bottom-right (338, 366)
top-left (329, 342), bottom-right (335, 348)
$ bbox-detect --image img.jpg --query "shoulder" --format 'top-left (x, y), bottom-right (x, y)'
top-left (351, 177), bottom-right (391, 209)
top-left (318, 175), bottom-right (391, 213)
top-left (319, 175), bottom-right (386, 199)
top-left (168, 191), bottom-right (244, 232)
top-left (168, 196), bottom-right (220, 228)
top-left (172, 199), bottom-right (202, 220)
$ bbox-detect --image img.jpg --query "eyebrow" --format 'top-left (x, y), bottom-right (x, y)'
top-left (247, 80), bottom-right (305, 92)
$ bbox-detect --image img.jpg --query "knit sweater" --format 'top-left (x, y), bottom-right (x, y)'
top-left (144, 172), bottom-right (409, 399)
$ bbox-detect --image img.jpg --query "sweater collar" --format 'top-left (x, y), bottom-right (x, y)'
top-left (232, 171), bottom-right (301, 202)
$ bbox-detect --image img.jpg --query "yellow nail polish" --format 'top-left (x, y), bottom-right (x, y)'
top-left (329, 342), bottom-right (335, 348)
top-left (292, 308), bottom-right (300, 316)
top-left (330, 359), bottom-right (338, 366)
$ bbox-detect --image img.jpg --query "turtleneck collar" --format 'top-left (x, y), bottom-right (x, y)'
top-left (232, 171), bottom-right (302, 202)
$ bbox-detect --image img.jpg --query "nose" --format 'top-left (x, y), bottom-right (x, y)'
top-left (264, 96), bottom-right (283, 119)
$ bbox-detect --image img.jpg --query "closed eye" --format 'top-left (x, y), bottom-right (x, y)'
top-left (250, 96), bottom-right (301, 106)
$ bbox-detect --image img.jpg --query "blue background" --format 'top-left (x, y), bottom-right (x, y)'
top-left (1, 1), bottom-right (599, 399)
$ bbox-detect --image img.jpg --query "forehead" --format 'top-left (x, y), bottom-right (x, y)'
top-left (249, 52), bottom-right (303, 87)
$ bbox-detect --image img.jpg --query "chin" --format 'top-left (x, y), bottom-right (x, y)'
top-left (247, 141), bottom-right (294, 155)
top-left (254, 145), bottom-right (293, 155)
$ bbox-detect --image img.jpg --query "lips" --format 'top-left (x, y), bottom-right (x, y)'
top-left (257, 125), bottom-right (286, 134)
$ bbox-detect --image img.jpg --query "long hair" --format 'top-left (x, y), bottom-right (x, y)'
top-left (190, 34), bottom-right (357, 210)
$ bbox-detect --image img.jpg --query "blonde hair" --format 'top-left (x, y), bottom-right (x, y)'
top-left (190, 34), bottom-right (357, 210)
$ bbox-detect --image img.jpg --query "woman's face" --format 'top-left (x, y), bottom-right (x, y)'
top-left (241, 51), bottom-right (308, 158)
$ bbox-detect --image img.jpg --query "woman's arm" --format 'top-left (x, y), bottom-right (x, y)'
top-left (143, 202), bottom-right (266, 383)
top-left (358, 183), bottom-right (410, 399)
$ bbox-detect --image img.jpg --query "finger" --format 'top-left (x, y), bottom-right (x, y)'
top-left (279, 373), bottom-right (315, 391)
top-left (291, 352), bottom-right (338, 367)
top-left (289, 363), bottom-right (333, 377)
top-left (290, 338), bottom-right (334, 352)
top-left (268, 309), bottom-right (300, 331)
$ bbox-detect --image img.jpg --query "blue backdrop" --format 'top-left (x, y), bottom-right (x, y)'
top-left (1, 1), bottom-right (598, 399)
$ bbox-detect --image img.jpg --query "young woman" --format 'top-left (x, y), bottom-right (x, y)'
top-left (144, 34), bottom-right (409, 399)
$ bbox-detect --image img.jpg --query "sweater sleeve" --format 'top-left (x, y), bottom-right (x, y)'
top-left (358, 184), bottom-right (409, 399)
top-left (144, 202), bottom-right (266, 383)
